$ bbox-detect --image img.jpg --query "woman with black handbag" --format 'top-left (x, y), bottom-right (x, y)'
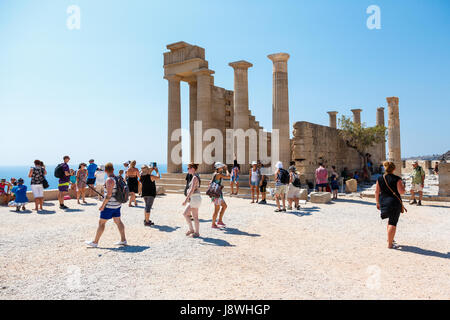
top-left (209, 162), bottom-right (230, 229)
top-left (375, 161), bottom-right (406, 249)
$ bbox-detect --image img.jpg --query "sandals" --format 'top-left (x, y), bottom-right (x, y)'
top-left (186, 230), bottom-right (194, 236)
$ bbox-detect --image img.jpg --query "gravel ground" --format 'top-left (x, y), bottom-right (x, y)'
top-left (0, 194), bottom-right (449, 300)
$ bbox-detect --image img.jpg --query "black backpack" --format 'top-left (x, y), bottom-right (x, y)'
top-left (279, 168), bottom-right (290, 184)
top-left (292, 173), bottom-right (302, 188)
top-left (54, 164), bottom-right (65, 179)
top-left (114, 176), bottom-right (129, 204)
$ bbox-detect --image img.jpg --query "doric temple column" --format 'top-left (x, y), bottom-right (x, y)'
top-left (195, 68), bottom-right (214, 173)
top-left (189, 81), bottom-right (197, 162)
top-left (229, 60), bottom-right (253, 173)
top-left (327, 111), bottom-right (338, 128)
top-left (165, 75), bottom-right (182, 173)
top-left (351, 108), bottom-right (362, 125)
top-left (377, 107), bottom-right (386, 161)
top-left (387, 97), bottom-right (402, 174)
top-left (268, 53), bottom-right (290, 169)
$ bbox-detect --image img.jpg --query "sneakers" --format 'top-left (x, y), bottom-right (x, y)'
top-left (115, 240), bottom-right (127, 246)
top-left (85, 241), bottom-right (98, 248)
top-left (144, 220), bottom-right (155, 227)
top-left (296, 205), bottom-right (301, 210)
top-left (274, 208), bottom-right (282, 212)
top-left (60, 204), bottom-right (69, 210)
top-left (258, 199), bottom-right (267, 204)
top-left (417, 200), bottom-right (422, 206)
top-left (409, 199), bottom-right (417, 205)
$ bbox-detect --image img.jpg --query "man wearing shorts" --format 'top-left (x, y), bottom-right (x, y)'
top-left (86, 163), bottom-right (127, 248)
top-left (410, 161), bottom-right (425, 206)
top-left (86, 159), bottom-right (97, 197)
top-left (58, 156), bottom-right (71, 210)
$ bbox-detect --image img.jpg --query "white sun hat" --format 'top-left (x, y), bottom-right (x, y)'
top-left (276, 161), bottom-right (283, 169)
top-left (214, 162), bottom-right (226, 169)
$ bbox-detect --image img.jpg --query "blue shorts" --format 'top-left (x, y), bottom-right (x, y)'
top-left (231, 175), bottom-right (239, 183)
top-left (100, 207), bottom-right (121, 220)
top-left (250, 180), bottom-right (260, 187)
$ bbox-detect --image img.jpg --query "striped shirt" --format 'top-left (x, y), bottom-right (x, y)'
top-left (105, 176), bottom-right (121, 209)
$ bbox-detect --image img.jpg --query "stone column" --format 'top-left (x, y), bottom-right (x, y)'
top-left (387, 97), bottom-right (402, 174)
top-left (351, 108), bottom-right (362, 125)
top-left (195, 68), bottom-right (214, 173)
top-left (376, 107), bottom-right (386, 162)
top-left (268, 53), bottom-right (290, 169)
top-left (327, 111), bottom-right (338, 128)
top-left (229, 60), bottom-right (253, 173)
top-left (189, 81), bottom-right (197, 162)
top-left (165, 75), bottom-right (182, 173)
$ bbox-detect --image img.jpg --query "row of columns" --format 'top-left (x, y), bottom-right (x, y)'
top-left (229, 54), bottom-right (291, 171)
top-left (326, 98), bottom-right (401, 173)
top-left (326, 108), bottom-right (385, 128)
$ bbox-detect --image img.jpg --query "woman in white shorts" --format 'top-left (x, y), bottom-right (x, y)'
top-left (28, 160), bottom-right (47, 211)
top-left (287, 166), bottom-right (301, 210)
top-left (182, 163), bottom-right (202, 238)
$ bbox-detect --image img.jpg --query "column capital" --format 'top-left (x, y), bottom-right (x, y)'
top-left (267, 53), bottom-right (290, 62)
top-left (164, 74), bottom-right (182, 82)
top-left (229, 60), bottom-right (253, 70)
top-left (386, 97), bottom-right (399, 104)
top-left (351, 108), bottom-right (363, 113)
top-left (327, 111), bottom-right (338, 116)
top-left (377, 107), bottom-right (385, 111)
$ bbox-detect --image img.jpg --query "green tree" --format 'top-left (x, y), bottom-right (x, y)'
top-left (338, 115), bottom-right (387, 177)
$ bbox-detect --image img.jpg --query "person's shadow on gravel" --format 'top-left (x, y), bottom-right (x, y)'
top-left (397, 245), bottom-right (449, 259)
top-left (97, 245), bottom-right (150, 253)
top-left (222, 227), bottom-right (260, 237)
top-left (200, 237), bottom-right (234, 247)
top-left (11, 209), bottom-right (32, 214)
top-left (152, 225), bottom-right (180, 233)
top-left (37, 210), bottom-right (56, 215)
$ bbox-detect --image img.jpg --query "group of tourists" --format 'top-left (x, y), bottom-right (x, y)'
top-left (1, 154), bottom-right (433, 249)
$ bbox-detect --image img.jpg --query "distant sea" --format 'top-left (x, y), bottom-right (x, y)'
top-left (0, 164), bottom-right (188, 190)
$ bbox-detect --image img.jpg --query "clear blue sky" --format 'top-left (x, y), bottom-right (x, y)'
top-left (1, 0), bottom-right (449, 166)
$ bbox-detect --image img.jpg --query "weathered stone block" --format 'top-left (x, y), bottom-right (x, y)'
top-left (346, 179), bottom-right (358, 193)
top-left (310, 192), bottom-right (332, 203)
top-left (299, 189), bottom-right (308, 201)
top-left (157, 186), bottom-right (166, 195)
top-left (438, 163), bottom-right (450, 196)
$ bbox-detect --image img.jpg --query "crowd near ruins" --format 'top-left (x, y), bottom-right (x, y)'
top-left (162, 41), bottom-right (449, 197)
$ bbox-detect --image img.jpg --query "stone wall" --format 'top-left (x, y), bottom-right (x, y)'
top-left (291, 121), bottom-right (384, 181)
top-left (401, 160), bottom-right (441, 175)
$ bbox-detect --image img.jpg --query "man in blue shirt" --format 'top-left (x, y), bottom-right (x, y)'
top-left (86, 159), bottom-right (98, 197)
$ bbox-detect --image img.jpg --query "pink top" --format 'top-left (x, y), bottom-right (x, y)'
top-left (315, 167), bottom-right (328, 184)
